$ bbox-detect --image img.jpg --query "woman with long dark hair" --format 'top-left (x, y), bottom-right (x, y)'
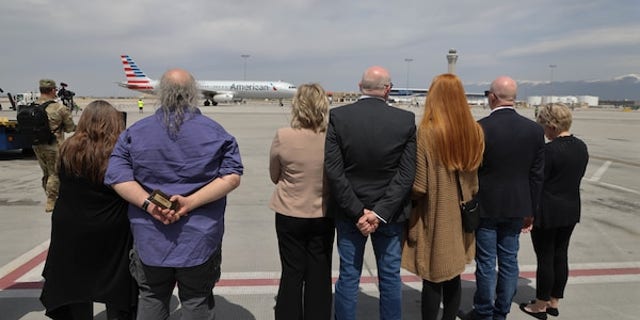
top-left (40, 100), bottom-right (136, 319)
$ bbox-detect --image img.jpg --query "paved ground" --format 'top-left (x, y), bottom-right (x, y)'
top-left (0, 100), bottom-right (639, 319)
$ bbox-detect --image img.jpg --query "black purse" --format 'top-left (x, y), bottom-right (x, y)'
top-left (455, 171), bottom-right (481, 233)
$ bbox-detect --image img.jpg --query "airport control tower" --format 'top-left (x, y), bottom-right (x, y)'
top-left (447, 48), bottom-right (458, 74)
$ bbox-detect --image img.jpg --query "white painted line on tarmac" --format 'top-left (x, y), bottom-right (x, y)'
top-left (561, 261), bottom-right (640, 269)
top-left (583, 177), bottom-right (640, 196)
top-left (562, 274), bottom-right (640, 285)
top-left (590, 160), bottom-right (611, 182)
top-left (18, 263), bottom-right (44, 282)
top-left (0, 240), bottom-right (49, 279)
top-left (591, 180), bottom-right (640, 195)
top-left (581, 159), bottom-right (640, 195)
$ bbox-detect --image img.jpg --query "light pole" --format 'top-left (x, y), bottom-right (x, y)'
top-left (404, 58), bottom-right (413, 90)
top-left (241, 54), bottom-right (250, 81)
top-left (446, 49), bottom-right (458, 74)
top-left (549, 64), bottom-right (557, 100)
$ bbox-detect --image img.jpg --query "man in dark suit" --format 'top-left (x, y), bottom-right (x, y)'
top-left (325, 66), bottom-right (416, 320)
top-left (464, 76), bottom-right (545, 320)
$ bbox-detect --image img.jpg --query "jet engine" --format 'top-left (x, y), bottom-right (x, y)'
top-left (213, 93), bottom-right (234, 103)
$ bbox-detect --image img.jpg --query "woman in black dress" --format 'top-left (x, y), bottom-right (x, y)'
top-left (40, 100), bottom-right (136, 319)
top-left (520, 103), bottom-right (589, 319)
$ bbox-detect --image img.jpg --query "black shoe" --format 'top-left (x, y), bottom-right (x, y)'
top-left (457, 309), bottom-right (477, 320)
top-left (526, 299), bottom-right (559, 317)
top-left (546, 307), bottom-right (559, 317)
top-left (519, 303), bottom-right (548, 320)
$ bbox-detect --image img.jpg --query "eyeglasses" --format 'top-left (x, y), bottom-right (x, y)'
top-left (484, 90), bottom-right (492, 97)
top-left (385, 82), bottom-right (394, 89)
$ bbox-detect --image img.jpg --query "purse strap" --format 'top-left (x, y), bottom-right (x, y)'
top-left (454, 171), bottom-right (464, 202)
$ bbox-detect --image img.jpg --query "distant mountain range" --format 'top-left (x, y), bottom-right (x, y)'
top-left (464, 74), bottom-right (640, 101)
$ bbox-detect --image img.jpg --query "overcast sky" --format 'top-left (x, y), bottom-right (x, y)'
top-left (1, 0), bottom-right (638, 97)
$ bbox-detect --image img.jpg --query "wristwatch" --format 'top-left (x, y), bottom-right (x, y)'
top-left (141, 198), bottom-right (151, 211)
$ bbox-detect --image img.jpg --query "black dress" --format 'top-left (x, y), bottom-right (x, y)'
top-left (40, 165), bottom-right (137, 317)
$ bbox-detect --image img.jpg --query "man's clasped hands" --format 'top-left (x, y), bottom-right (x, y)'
top-left (356, 209), bottom-right (381, 236)
top-left (146, 195), bottom-right (192, 225)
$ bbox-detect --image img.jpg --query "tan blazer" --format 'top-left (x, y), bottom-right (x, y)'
top-left (402, 136), bottom-right (477, 282)
top-left (269, 127), bottom-right (327, 218)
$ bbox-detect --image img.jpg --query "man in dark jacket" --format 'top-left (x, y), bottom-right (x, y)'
top-left (464, 76), bottom-right (545, 320)
top-left (325, 66), bottom-right (416, 320)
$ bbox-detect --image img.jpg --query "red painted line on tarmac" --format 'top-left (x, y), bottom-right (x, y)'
top-left (217, 278), bottom-right (280, 286)
top-left (2, 249), bottom-right (640, 290)
top-left (0, 249), bottom-right (48, 290)
top-left (3, 281), bottom-right (42, 290)
top-left (568, 267), bottom-right (640, 276)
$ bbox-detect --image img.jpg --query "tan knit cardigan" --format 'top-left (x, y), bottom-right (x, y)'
top-left (401, 136), bottom-right (477, 282)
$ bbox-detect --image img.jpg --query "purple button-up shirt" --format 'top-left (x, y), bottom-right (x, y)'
top-left (105, 108), bottom-right (243, 267)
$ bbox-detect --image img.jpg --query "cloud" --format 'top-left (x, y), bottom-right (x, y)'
top-left (500, 25), bottom-right (640, 58)
top-left (0, 0), bottom-right (638, 95)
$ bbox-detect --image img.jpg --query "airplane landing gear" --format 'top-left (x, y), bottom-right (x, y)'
top-left (203, 99), bottom-right (218, 106)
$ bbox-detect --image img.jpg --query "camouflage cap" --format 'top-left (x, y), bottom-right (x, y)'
top-left (39, 79), bottom-right (56, 88)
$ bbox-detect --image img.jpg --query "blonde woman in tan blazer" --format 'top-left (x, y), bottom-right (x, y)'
top-left (402, 74), bottom-right (485, 320)
top-left (269, 83), bottom-right (334, 320)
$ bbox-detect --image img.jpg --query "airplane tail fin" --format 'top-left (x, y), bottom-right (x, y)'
top-left (120, 55), bottom-right (154, 91)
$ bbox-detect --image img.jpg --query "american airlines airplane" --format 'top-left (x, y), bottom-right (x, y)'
top-left (388, 87), bottom-right (427, 105)
top-left (118, 55), bottom-right (297, 106)
top-left (388, 87), bottom-right (487, 106)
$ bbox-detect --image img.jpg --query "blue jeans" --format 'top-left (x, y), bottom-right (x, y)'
top-left (473, 218), bottom-right (522, 320)
top-left (334, 219), bottom-right (404, 320)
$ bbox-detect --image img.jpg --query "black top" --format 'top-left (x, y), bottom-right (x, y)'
top-left (535, 135), bottom-right (589, 228)
top-left (40, 165), bottom-right (137, 316)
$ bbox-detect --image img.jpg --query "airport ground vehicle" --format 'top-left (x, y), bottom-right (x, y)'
top-left (0, 118), bottom-right (25, 151)
top-left (0, 92), bottom-right (29, 151)
top-left (11, 92), bottom-right (40, 110)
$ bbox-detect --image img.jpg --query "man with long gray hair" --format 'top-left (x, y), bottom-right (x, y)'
top-left (105, 68), bottom-right (244, 320)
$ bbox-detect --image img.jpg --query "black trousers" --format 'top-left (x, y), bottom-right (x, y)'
top-left (129, 249), bottom-right (221, 320)
top-left (421, 276), bottom-right (461, 320)
top-left (274, 213), bottom-right (335, 320)
top-left (47, 302), bottom-right (135, 320)
top-left (531, 225), bottom-right (576, 301)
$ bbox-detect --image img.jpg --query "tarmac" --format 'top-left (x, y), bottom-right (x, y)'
top-left (0, 100), bottom-right (639, 319)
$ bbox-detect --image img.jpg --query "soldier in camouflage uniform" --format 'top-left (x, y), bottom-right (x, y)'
top-left (32, 79), bottom-right (76, 212)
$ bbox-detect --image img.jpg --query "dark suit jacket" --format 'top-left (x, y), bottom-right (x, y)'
top-left (477, 108), bottom-right (545, 218)
top-left (324, 97), bottom-right (417, 223)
